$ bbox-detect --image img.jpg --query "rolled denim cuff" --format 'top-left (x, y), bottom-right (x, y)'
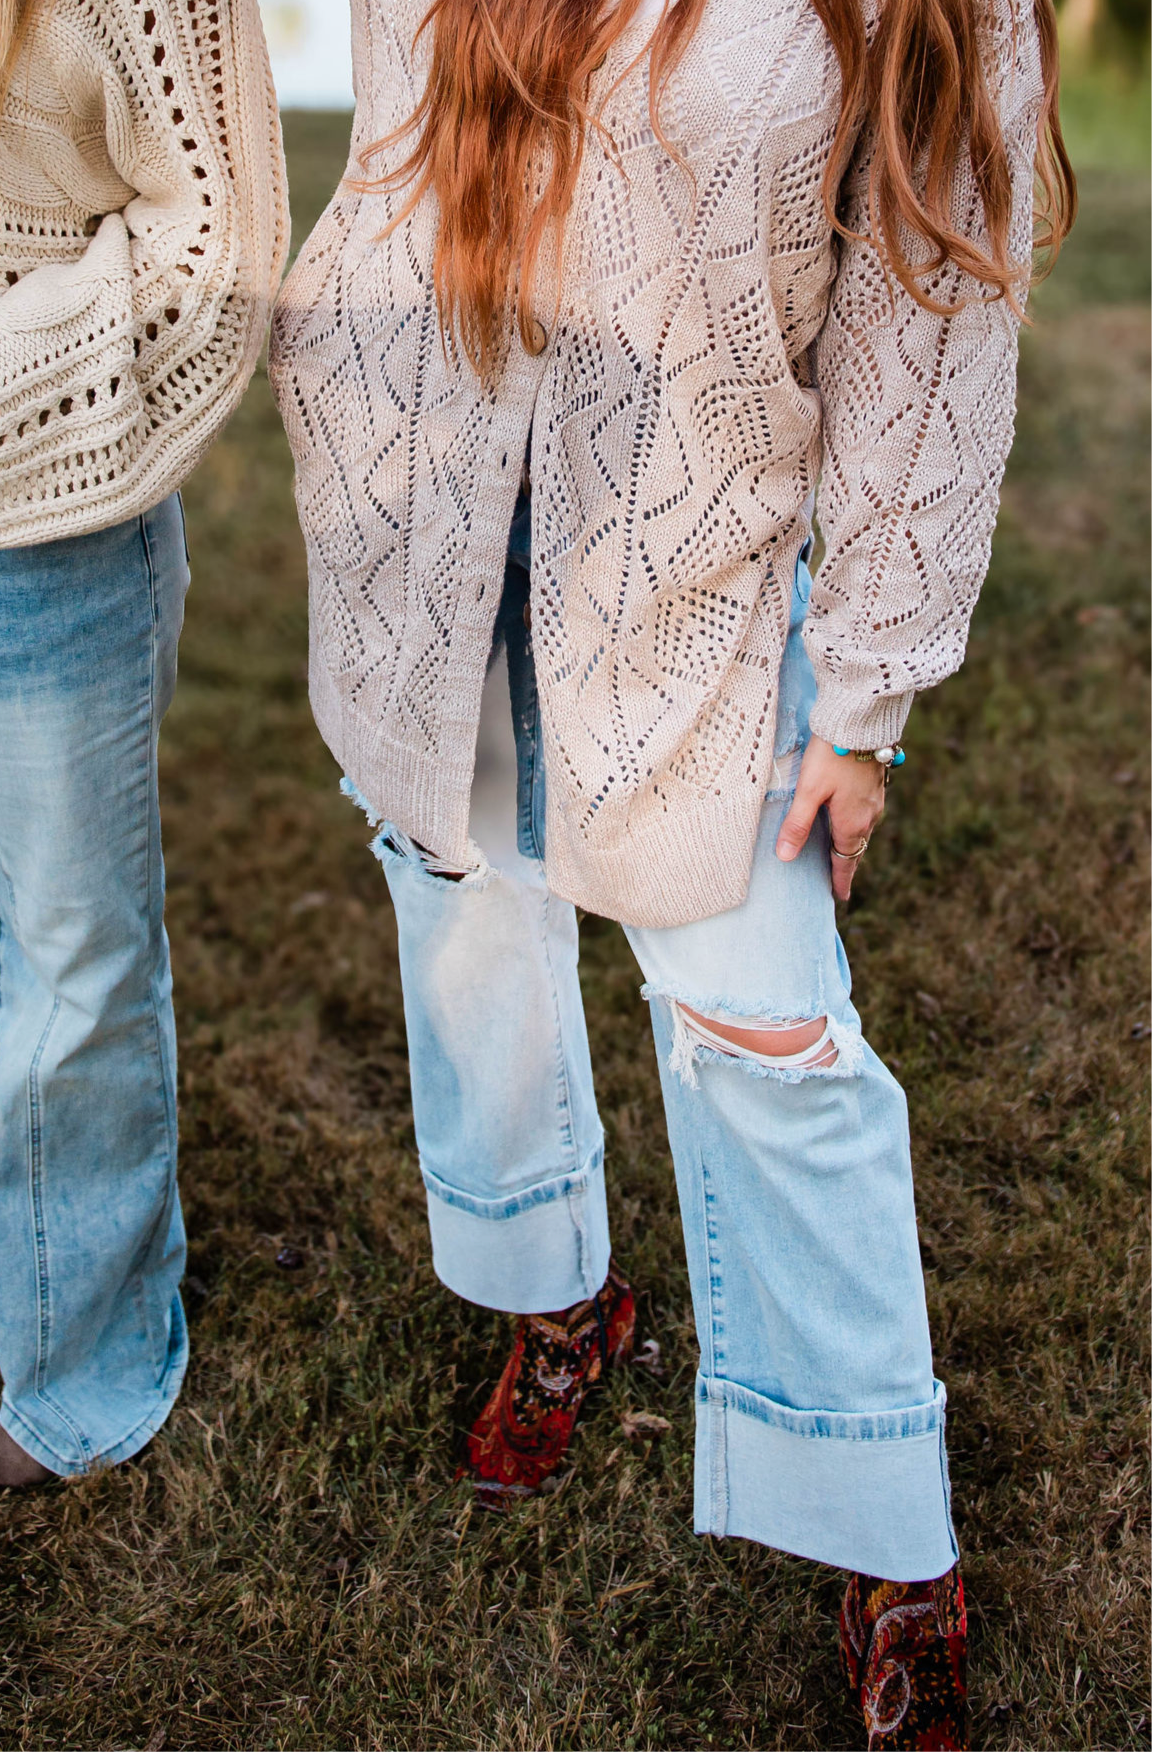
top-left (694, 1373), bottom-right (958, 1582)
top-left (421, 1145), bottom-right (610, 1314)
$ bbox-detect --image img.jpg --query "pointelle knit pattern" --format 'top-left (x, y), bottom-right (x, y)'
top-left (0, 0), bottom-right (288, 546)
top-left (271, 0), bottom-right (1044, 928)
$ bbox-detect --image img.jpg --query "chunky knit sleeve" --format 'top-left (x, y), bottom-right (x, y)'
top-left (0, 0), bottom-right (288, 545)
top-left (806, 0), bottom-right (1045, 750)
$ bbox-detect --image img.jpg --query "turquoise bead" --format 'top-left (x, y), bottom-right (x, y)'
top-left (832, 745), bottom-right (850, 756)
top-left (892, 748), bottom-right (906, 766)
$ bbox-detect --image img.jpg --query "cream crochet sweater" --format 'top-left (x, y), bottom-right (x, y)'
top-left (0, 0), bottom-right (288, 546)
top-left (272, 0), bottom-right (1043, 928)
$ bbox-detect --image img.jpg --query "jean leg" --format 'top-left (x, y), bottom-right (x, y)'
top-left (0, 495), bottom-right (190, 1474)
top-left (349, 615), bottom-right (608, 1312)
top-left (643, 992), bottom-right (955, 1580)
top-left (624, 594), bottom-right (956, 1581)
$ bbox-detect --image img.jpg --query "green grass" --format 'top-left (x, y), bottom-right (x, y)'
top-left (1, 85), bottom-right (1148, 1752)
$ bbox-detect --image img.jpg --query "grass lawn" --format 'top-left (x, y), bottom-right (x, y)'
top-left (1, 78), bottom-right (1148, 1752)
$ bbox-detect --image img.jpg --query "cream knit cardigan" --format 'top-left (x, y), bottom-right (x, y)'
top-left (0, 0), bottom-right (288, 546)
top-left (271, 0), bottom-right (1043, 929)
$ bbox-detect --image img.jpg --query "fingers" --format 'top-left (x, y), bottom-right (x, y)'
top-left (829, 841), bottom-right (860, 902)
top-left (827, 796), bottom-right (884, 902)
top-left (776, 736), bottom-right (888, 902)
top-left (775, 780), bottom-right (823, 862)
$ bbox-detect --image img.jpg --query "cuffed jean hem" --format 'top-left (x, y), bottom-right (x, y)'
top-left (422, 1144), bottom-right (611, 1314)
top-left (0, 1292), bottom-right (189, 1478)
top-left (693, 1372), bottom-right (959, 1582)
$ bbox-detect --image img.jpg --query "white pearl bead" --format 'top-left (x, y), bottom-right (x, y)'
top-left (875, 746), bottom-right (895, 764)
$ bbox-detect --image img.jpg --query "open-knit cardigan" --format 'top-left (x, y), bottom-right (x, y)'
top-left (0, 0), bottom-right (288, 547)
top-left (271, 0), bottom-right (1043, 928)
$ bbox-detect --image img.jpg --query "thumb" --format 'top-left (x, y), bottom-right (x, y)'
top-left (776, 784), bottom-right (821, 862)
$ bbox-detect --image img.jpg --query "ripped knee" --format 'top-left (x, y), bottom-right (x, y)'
top-left (677, 1004), bottom-right (840, 1071)
top-left (340, 776), bottom-right (493, 888)
top-left (379, 829), bottom-right (482, 883)
top-left (377, 826), bottom-right (494, 889)
top-left (655, 992), bottom-right (867, 1088)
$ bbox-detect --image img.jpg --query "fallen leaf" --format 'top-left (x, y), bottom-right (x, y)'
top-left (632, 1338), bottom-right (666, 1378)
top-left (600, 1580), bottom-right (654, 1608)
top-left (620, 1409), bottom-right (671, 1439)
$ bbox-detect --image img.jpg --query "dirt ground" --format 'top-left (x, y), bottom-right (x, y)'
top-left (1, 97), bottom-right (1148, 1752)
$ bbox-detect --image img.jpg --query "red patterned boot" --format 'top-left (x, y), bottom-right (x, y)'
top-left (463, 1258), bottom-right (635, 1509)
top-left (840, 1565), bottom-right (968, 1750)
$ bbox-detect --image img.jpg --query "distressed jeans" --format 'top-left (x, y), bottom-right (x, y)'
top-left (0, 494), bottom-right (190, 1475)
top-left (350, 500), bottom-right (957, 1580)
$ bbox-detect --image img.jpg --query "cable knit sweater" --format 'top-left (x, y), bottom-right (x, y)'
top-left (0, 0), bottom-right (288, 546)
top-left (271, 0), bottom-right (1043, 929)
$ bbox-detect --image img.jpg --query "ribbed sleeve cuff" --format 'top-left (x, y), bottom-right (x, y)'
top-left (807, 688), bottom-right (915, 753)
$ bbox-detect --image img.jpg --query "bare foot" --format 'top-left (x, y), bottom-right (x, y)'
top-left (0, 1424), bottom-right (55, 1487)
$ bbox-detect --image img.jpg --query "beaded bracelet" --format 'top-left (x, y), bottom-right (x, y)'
top-left (832, 743), bottom-right (906, 769)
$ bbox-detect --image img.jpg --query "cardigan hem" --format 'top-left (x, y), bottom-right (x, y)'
top-left (316, 651), bottom-right (781, 929)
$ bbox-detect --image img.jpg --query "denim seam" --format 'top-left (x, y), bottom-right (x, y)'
top-left (26, 996), bottom-right (93, 1460)
top-left (710, 1377), bottom-right (729, 1536)
top-left (518, 670), bottom-right (546, 864)
top-left (420, 1141), bottom-right (605, 1220)
top-left (141, 506), bottom-right (180, 1384)
top-left (697, 1133), bottom-right (726, 1533)
top-left (702, 1159), bottom-right (725, 1376)
top-left (538, 887), bottom-right (579, 1174)
top-left (938, 1409), bottom-right (960, 1563)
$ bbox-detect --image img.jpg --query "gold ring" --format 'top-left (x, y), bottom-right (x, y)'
top-left (830, 838), bottom-right (869, 860)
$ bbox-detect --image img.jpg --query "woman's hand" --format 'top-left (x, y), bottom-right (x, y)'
top-left (775, 735), bottom-right (887, 902)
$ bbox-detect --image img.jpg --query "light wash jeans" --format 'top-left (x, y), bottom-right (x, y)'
top-left (0, 494), bottom-right (190, 1475)
top-left (349, 498), bottom-right (958, 1581)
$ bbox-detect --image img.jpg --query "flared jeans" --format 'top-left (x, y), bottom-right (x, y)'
top-left (0, 495), bottom-right (189, 1474)
top-left (352, 502), bottom-right (958, 1581)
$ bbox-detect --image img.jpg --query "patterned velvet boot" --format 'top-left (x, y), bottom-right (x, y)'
top-left (840, 1565), bottom-right (968, 1750)
top-left (463, 1258), bottom-right (635, 1509)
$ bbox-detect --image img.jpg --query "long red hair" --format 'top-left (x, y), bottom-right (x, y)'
top-left (359, 0), bottom-right (1075, 377)
top-left (0, 0), bottom-right (36, 104)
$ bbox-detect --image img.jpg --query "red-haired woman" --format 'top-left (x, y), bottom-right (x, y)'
top-left (271, 0), bottom-right (1072, 1740)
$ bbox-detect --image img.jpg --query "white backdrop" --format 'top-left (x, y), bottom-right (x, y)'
top-left (259, 0), bottom-right (354, 108)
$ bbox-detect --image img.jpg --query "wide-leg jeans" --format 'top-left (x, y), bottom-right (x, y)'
top-left (0, 494), bottom-right (190, 1475)
top-left (350, 504), bottom-right (958, 1581)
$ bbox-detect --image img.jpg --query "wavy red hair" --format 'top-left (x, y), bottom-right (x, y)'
top-left (358, 0), bottom-right (1075, 377)
top-left (0, 0), bottom-right (36, 104)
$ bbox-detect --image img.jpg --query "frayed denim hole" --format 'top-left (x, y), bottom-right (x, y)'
top-left (765, 743), bottom-right (803, 797)
top-left (656, 993), bottom-right (865, 1090)
top-left (339, 774), bottom-right (385, 827)
top-left (367, 822), bottom-right (497, 892)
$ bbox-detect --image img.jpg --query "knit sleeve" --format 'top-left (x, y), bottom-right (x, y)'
top-left (805, 0), bottom-right (1045, 751)
top-left (0, 0), bottom-right (288, 544)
